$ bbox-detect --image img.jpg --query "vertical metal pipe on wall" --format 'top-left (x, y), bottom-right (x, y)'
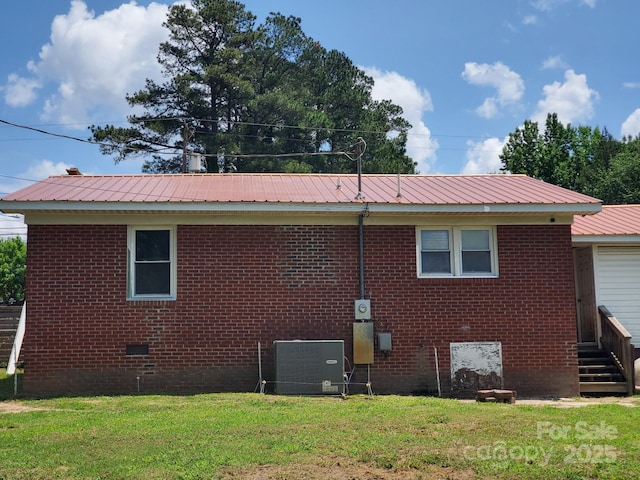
top-left (359, 212), bottom-right (365, 300)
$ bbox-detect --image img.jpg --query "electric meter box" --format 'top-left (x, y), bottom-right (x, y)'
top-left (354, 299), bottom-right (371, 320)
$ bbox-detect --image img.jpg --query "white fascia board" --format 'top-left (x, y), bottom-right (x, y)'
top-left (0, 200), bottom-right (602, 216)
top-left (572, 234), bottom-right (640, 244)
top-left (368, 202), bottom-right (600, 215)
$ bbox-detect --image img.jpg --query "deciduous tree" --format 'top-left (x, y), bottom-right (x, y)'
top-left (0, 237), bottom-right (26, 304)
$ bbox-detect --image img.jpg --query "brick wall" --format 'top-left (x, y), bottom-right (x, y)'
top-left (24, 222), bottom-right (579, 397)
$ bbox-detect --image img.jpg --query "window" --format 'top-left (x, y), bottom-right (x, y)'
top-left (128, 226), bottom-right (176, 300)
top-left (417, 227), bottom-right (497, 277)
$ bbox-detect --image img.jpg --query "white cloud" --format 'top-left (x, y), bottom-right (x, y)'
top-left (623, 82), bottom-right (640, 89)
top-left (462, 62), bottom-right (524, 119)
top-left (532, 69), bottom-right (598, 125)
top-left (541, 55), bottom-right (569, 70)
top-left (0, 160), bottom-right (78, 239)
top-left (2, 74), bottom-right (42, 107)
top-left (364, 67), bottom-right (439, 173)
top-left (621, 109), bottom-right (640, 138)
top-left (532, 0), bottom-right (596, 10)
top-left (3, 0), bottom-right (169, 125)
top-left (462, 137), bottom-right (506, 174)
top-left (522, 15), bottom-right (538, 25)
top-left (531, 0), bottom-right (568, 11)
top-left (0, 214), bottom-right (27, 240)
top-left (2, 158), bottom-right (75, 192)
top-left (24, 160), bottom-right (74, 180)
top-left (2, 159), bottom-right (74, 193)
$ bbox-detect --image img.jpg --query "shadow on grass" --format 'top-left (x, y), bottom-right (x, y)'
top-left (0, 371), bottom-right (23, 400)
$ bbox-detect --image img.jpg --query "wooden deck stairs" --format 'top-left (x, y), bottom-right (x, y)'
top-left (578, 345), bottom-right (628, 394)
top-left (0, 306), bottom-right (22, 367)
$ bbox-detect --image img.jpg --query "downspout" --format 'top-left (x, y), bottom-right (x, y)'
top-left (352, 136), bottom-right (367, 300)
top-left (359, 209), bottom-right (366, 299)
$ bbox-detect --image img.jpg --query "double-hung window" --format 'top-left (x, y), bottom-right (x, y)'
top-left (418, 227), bottom-right (497, 277)
top-left (127, 226), bottom-right (176, 300)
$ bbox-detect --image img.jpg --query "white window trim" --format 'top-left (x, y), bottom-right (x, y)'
top-left (416, 226), bottom-right (498, 278)
top-left (127, 225), bottom-right (177, 300)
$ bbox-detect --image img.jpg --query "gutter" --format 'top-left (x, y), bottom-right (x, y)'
top-left (358, 205), bottom-right (369, 299)
top-left (0, 200), bottom-right (603, 216)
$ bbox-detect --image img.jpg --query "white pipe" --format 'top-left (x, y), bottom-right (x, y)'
top-left (258, 341), bottom-right (264, 393)
top-left (434, 347), bottom-right (441, 397)
top-left (7, 302), bottom-right (26, 376)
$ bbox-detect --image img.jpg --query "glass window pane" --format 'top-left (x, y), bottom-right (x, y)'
top-left (136, 230), bottom-right (169, 261)
top-left (462, 251), bottom-right (491, 273)
top-left (422, 252), bottom-right (451, 274)
top-left (461, 230), bottom-right (489, 250)
top-left (421, 230), bottom-right (449, 251)
top-left (135, 263), bottom-right (171, 295)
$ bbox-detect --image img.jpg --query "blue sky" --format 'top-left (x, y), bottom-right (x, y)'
top-left (1, 0), bottom-right (640, 235)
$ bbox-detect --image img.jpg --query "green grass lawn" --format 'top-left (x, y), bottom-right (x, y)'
top-left (0, 379), bottom-right (638, 479)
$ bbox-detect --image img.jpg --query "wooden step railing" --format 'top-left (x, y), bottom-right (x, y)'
top-left (0, 305), bottom-right (22, 364)
top-left (598, 306), bottom-right (635, 396)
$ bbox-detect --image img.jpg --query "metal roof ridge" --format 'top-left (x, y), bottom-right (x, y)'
top-left (46, 172), bottom-right (529, 178)
top-left (601, 204), bottom-right (640, 209)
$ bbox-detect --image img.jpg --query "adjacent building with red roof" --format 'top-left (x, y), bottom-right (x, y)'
top-left (1, 172), bottom-right (611, 397)
top-left (572, 205), bottom-right (640, 393)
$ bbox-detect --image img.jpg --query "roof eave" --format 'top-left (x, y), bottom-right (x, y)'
top-left (572, 234), bottom-right (640, 243)
top-left (0, 200), bottom-right (602, 216)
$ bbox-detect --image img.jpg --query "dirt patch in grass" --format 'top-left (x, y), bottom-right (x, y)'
top-left (0, 401), bottom-right (49, 414)
top-left (513, 396), bottom-right (640, 407)
top-left (223, 456), bottom-right (476, 480)
top-left (455, 395), bottom-right (639, 408)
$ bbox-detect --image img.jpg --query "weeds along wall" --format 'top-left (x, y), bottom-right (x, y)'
top-left (23, 223), bottom-right (578, 397)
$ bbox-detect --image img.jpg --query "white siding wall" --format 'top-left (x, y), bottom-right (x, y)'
top-left (595, 246), bottom-right (640, 342)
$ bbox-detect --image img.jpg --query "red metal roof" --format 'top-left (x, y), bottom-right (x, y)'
top-left (572, 204), bottom-right (640, 236)
top-left (0, 173), bottom-right (600, 215)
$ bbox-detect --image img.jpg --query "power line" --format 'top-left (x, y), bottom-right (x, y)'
top-left (0, 117), bottom-right (502, 143)
top-left (0, 119), bottom-right (179, 156)
top-left (0, 117), bottom-right (507, 169)
top-left (0, 118), bottom-right (373, 166)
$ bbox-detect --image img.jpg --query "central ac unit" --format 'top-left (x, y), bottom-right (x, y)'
top-left (274, 340), bottom-right (344, 395)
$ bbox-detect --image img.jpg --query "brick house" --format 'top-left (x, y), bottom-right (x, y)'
top-left (0, 173), bottom-right (601, 397)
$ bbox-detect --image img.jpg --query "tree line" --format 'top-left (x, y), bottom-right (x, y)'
top-left (500, 113), bottom-right (640, 204)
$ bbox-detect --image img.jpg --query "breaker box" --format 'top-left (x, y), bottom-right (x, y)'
top-left (274, 340), bottom-right (344, 395)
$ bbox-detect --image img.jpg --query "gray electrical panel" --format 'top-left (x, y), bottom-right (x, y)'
top-left (274, 340), bottom-right (344, 395)
top-left (378, 332), bottom-right (392, 351)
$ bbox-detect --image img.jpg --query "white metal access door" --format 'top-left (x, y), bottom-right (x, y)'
top-left (595, 246), bottom-right (640, 342)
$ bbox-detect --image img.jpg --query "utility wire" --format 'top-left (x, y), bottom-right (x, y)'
top-left (0, 118), bottom-right (377, 163)
top-left (0, 116), bottom-right (509, 179)
top-left (0, 117), bottom-right (502, 142)
top-left (0, 119), bottom-right (179, 156)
